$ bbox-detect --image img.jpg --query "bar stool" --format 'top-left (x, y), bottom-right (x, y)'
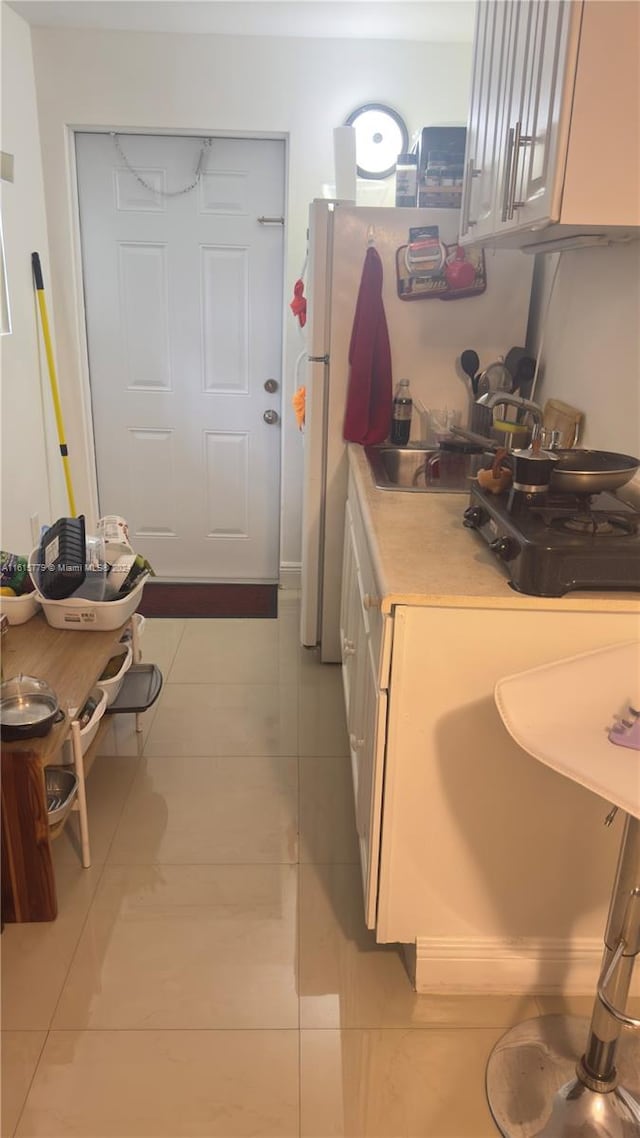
top-left (485, 641), bottom-right (640, 1138)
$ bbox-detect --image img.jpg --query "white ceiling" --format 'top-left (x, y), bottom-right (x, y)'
top-left (6, 1), bottom-right (476, 43)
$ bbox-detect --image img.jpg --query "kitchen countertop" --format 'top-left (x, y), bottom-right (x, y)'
top-left (348, 443), bottom-right (640, 617)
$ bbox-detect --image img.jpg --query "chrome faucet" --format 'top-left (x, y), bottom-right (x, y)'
top-left (476, 391), bottom-right (543, 427)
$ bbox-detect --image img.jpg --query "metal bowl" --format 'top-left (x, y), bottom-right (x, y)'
top-left (0, 673), bottom-right (62, 741)
top-left (550, 450), bottom-right (639, 495)
top-left (45, 766), bottom-right (78, 826)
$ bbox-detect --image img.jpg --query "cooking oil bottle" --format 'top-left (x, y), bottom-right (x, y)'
top-left (390, 378), bottom-right (412, 446)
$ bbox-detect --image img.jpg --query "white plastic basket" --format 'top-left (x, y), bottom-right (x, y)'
top-left (0, 591), bottom-right (41, 625)
top-left (61, 686), bottom-right (108, 763)
top-left (97, 641), bottom-right (133, 707)
top-left (32, 574), bottom-right (147, 631)
top-left (119, 612), bottom-right (146, 645)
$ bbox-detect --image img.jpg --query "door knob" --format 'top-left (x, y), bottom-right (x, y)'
top-left (263, 409), bottom-right (279, 425)
top-left (264, 378), bottom-right (279, 393)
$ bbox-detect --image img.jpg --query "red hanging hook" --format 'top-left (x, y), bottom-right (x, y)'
top-left (289, 278), bottom-right (307, 327)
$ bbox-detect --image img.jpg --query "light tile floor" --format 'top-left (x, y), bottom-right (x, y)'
top-left (2, 595), bottom-right (635, 1136)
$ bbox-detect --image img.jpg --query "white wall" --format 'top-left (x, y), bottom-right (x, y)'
top-left (527, 241), bottom-right (640, 461)
top-left (28, 24), bottom-right (472, 577)
top-left (0, 5), bottom-right (66, 556)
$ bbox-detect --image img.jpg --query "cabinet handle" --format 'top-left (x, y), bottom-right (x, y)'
top-left (504, 121), bottom-right (533, 221)
top-left (501, 127), bottom-right (515, 223)
top-left (362, 594), bottom-right (380, 611)
top-left (506, 120), bottom-right (522, 220)
top-left (342, 638), bottom-right (356, 657)
top-left (461, 157), bottom-right (481, 233)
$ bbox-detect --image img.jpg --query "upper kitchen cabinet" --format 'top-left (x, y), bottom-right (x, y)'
top-left (459, 1), bottom-right (640, 251)
top-left (459, 1), bottom-right (511, 241)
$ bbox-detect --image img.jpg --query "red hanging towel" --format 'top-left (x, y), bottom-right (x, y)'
top-left (343, 246), bottom-right (392, 445)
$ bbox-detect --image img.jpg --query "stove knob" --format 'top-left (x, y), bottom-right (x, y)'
top-left (463, 505), bottom-right (487, 529)
top-left (489, 535), bottom-right (519, 562)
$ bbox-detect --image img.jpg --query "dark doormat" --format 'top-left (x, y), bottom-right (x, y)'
top-left (138, 582), bottom-right (278, 619)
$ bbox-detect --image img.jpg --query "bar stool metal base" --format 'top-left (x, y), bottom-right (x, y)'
top-left (486, 1014), bottom-right (640, 1137)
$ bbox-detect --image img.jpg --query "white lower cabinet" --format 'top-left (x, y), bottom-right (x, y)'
top-left (352, 636), bottom-right (387, 929)
top-left (339, 502), bottom-right (360, 725)
top-left (340, 496), bottom-right (388, 929)
top-left (341, 474), bottom-right (639, 993)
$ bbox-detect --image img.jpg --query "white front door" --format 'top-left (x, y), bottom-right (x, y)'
top-left (75, 132), bottom-right (285, 580)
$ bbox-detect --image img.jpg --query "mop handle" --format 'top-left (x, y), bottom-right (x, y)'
top-left (32, 252), bottom-right (77, 516)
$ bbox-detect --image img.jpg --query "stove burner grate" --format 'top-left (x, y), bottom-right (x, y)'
top-left (530, 499), bottom-right (639, 538)
top-left (557, 513), bottom-right (637, 537)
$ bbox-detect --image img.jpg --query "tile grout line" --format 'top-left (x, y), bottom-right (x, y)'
top-left (8, 1028), bottom-right (49, 1138)
top-left (8, 1023), bottom-right (543, 1033)
top-left (43, 851), bottom-right (110, 1034)
top-left (153, 618), bottom-right (188, 685)
top-left (40, 622), bottom-right (164, 1036)
top-left (91, 749), bottom-right (143, 867)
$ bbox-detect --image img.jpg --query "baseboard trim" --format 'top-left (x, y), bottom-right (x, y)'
top-left (279, 563), bottom-right (301, 590)
top-left (405, 935), bottom-right (640, 996)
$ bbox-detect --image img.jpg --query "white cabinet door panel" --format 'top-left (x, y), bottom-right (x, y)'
top-left (461, 1), bottom-right (510, 240)
top-left (340, 503), bottom-right (360, 725)
top-left (498, 0), bottom-right (573, 233)
top-left (516, 0), bottom-right (571, 227)
top-left (341, 490), bottom-right (388, 930)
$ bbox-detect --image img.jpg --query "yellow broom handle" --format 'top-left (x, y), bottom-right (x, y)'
top-left (32, 252), bottom-right (76, 516)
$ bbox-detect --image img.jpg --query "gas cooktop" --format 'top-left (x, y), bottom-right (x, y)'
top-left (463, 484), bottom-right (640, 597)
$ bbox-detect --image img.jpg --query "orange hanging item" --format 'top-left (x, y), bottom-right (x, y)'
top-left (290, 278), bottom-right (307, 327)
top-left (292, 386), bottom-right (306, 430)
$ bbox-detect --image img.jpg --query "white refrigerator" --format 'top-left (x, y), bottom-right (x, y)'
top-left (300, 199), bottom-right (534, 662)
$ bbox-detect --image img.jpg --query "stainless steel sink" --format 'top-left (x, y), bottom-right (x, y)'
top-left (364, 445), bottom-right (437, 492)
top-left (364, 445), bottom-right (471, 493)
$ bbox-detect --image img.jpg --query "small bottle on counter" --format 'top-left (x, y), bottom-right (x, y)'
top-left (390, 379), bottom-right (413, 446)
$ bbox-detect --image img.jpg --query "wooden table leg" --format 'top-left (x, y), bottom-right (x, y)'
top-left (1, 750), bottom-right (57, 922)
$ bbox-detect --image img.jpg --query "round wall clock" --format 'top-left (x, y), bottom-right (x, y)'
top-left (344, 103), bottom-right (409, 180)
